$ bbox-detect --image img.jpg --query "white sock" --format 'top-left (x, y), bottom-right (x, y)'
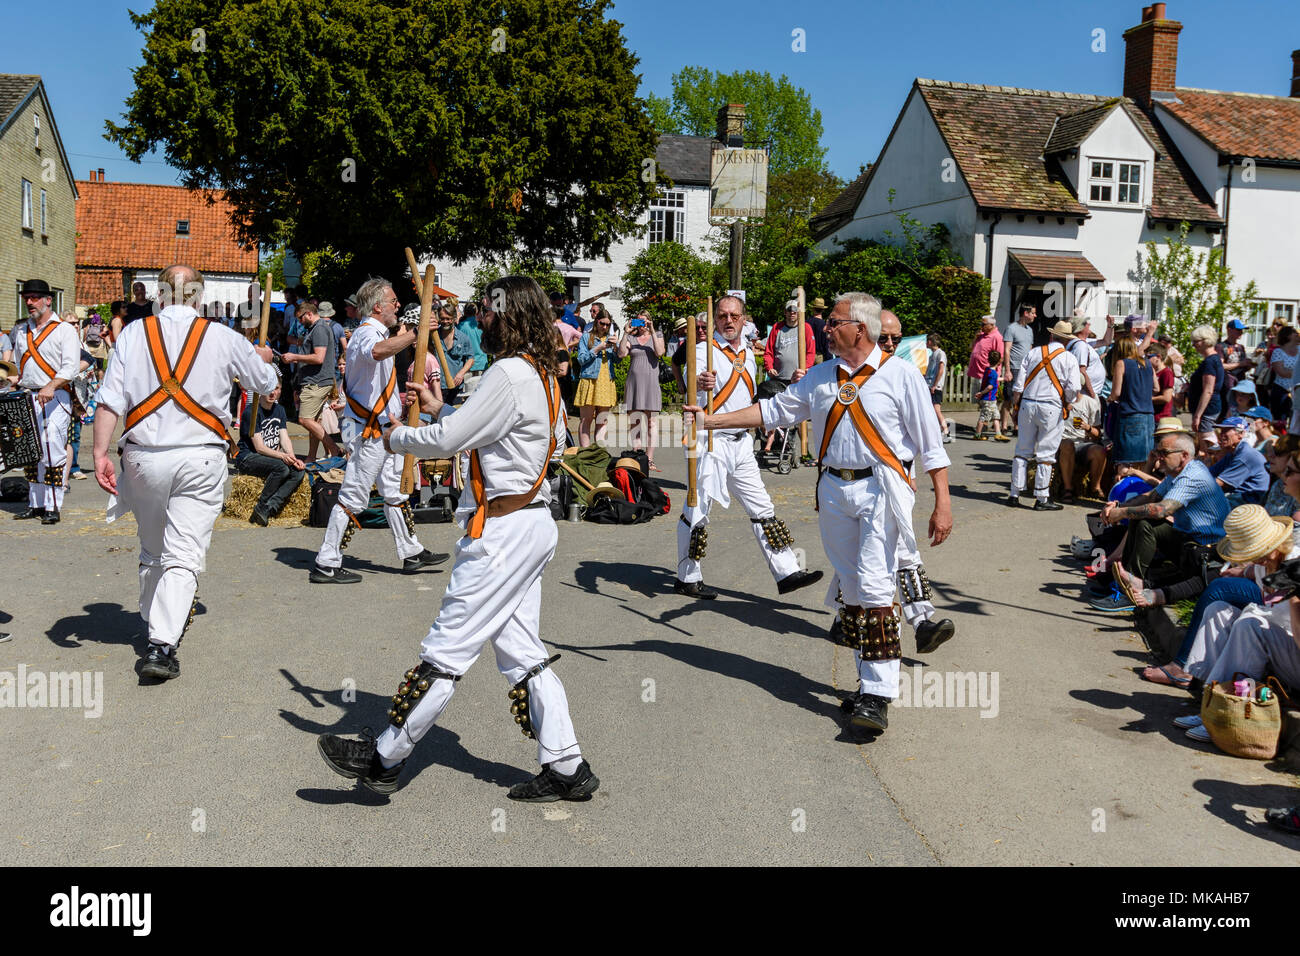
top-left (551, 754), bottom-right (583, 777)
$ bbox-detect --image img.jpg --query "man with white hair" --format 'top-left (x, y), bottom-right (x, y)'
top-left (1067, 310), bottom-right (1103, 399)
top-left (687, 291), bottom-right (953, 735)
top-left (309, 279), bottom-right (446, 584)
top-left (675, 295), bottom-right (822, 600)
top-left (92, 264), bottom-right (278, 680)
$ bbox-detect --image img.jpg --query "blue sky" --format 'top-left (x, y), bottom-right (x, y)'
top-left (13, 0), bottom-right (1300, 188)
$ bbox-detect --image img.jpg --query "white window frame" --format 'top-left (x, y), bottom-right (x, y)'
top-left (40, 189), bottom-right (47, 237)
top-left (1106, 288), bottom-right (1164, 322)
top-left (648, 188), bottom-right (687, 245)
top-left (1088, 159), bottom-right (1144, 207)
top-left (33, 114), bottom-right (40, 151)
top-left (21, 179), bottom-right (33, 230)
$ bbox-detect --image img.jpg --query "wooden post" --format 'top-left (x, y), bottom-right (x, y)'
top-left (796, 286), bottom-right (809, 455)
top-left (686, 307), bottom-right (698, 507)
top-left (248, 271), bottom-right (273, 434)
top-left (399, 266), bottom-right (437, 495)
top-left (705, 296), bottom-right (714, 453)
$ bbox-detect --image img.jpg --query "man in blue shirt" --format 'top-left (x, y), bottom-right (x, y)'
top-left (1210, 417), bottom-right (1270, 506)
top-left (1091, 429), bottom-right (1230, 612)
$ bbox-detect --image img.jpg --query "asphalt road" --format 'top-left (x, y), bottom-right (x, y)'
top-left (3, 411), bottom-right (1298, 865)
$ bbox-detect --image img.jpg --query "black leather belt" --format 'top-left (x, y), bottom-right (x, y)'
top-left (825, 466), bottom-right (874, 481)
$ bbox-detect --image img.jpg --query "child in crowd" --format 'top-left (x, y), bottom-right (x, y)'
top-left (974, 349), bottom-right (1009, 441)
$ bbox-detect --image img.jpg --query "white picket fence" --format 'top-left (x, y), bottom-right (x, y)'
top-left (942, 363), bottom-right (977, 404)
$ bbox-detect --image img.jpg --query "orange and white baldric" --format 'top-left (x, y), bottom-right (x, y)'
top-left (123, 316), bottom-right (233, 450)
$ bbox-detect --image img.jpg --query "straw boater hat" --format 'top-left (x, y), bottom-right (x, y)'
top-left (589, 481), bottom-right (626, 502)
top-left (613, 457), bottom-right (643, 476)
top-left (1216, 504), bottom-right (1293, 563)
top-left (0, 359), bottom-right (17, 379)
top-left (1049, 320), bottom-right (1074, 341)
top-left (1153, 416), bottom-right (1190, 436)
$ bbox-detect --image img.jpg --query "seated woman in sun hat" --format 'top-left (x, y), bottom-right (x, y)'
top-left (1134, 502), bottom-right (1300, 689)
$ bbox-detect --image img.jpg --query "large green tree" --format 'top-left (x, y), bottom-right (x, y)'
top-left (108, 0), bottom-right (658, 292)
top-left (646, 67), bottom-right (828, 176)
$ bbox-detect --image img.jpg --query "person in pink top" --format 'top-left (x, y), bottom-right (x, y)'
top-left (967, 314), bottom-right (1005, 390)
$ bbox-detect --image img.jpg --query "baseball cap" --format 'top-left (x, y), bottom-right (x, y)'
top-left (1244, 405), bottom-right (1273, 420)
top-left (1213, 416), bottom-right (1248, 430)
top-left (1124, 313), bottom-right (1147, 327)
top-left (1227, 319), bottom-right (1247, 330)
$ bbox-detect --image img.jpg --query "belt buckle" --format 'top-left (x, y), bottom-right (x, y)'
top-left (833, 467), bottom-right (854, 481)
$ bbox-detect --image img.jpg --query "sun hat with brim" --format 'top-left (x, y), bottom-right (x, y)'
top-left (589, 481), bottom-right (626, 502)
top-left (1154, 416), bottom-right (1190, 436)
top-left (1229, 380), bottom-right (1257, 395)
top-left (0, 360), bottom-right (17, 378)
top-left (1245, 405), bottom-right (1273, 420)
top-left (673, 317), bottom-right (688, 332)
top-left (1049, 320), bottom-right (1073, 341)
top-left (612, 457), bottom-right (643, 476)
top-left (1213, 416), bottom-right (1248, 431)
top-left (1215, 505), bottom-right (1294, 563)
top-left (317, 301), bottom-right (335, 318)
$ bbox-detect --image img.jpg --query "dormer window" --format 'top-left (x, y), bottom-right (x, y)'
top-left (1088, 160), bottom-right (1143, 206)
top-left (176, 220), bottom-right (190, 235)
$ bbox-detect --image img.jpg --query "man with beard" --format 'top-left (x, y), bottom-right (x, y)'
top-left (10, 279), bottom-right (80, 523)
top-left (686, 292), bottom-right (953, 735)
top-left (675, 295), bottom-right (822, 600)
top-left (309, 278), bottom-right (446, 583)
top-left (317, 276), bottom-right (597, 801)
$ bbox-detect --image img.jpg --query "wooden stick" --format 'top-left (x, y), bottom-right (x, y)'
top-left (557, 459), bottom-right (596, 492)
top-left (399, 266), bottom-right (437, 495)
top-left (248, 271), bottom-right (273, 434)
top-left (705, 296), bottom-right (714, 453)
top-left (405, 247), bottom-right (453, 386)
top-left (686, 307), bottom-right (698, 507)
top-left (796, 285), bottom-right (809, 456)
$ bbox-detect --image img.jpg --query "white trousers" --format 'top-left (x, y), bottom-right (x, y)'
top-left (316, 432), bottom-right (423, 568)
top-left (824, 547), bottom-right (935, 629)
top-left (1204, 602), bottom-right (1300, 686)
top-left (119, 444), bottom-right (227, 648)
top-left (1011, 400), bottom-right (1064, 500)
top-left (27, 391), bottom-right (70, 511)
top-left (819, 470), bottom-right (911, 699)
top-left (375, 507), bottom-right (581, 768)
top-left (677, 434), bottom-right (801, 585)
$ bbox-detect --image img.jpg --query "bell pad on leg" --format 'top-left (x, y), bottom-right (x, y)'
top-left (684, 520), bottom-right (708, 561)
top-left (753, 516), bottom-right (794, 551)
top-left (507, 654), bottom-right (561, 740)
top-left (340, 505), bottom-right (361, 551)
top-left (388, 661), bottom-right (461, 728)
top-left (858, 605), bottom-right (902, 661)
top-left (399, 501), bottom-right (416, 537)
top-left (833, 607), bottom-right (860, 648)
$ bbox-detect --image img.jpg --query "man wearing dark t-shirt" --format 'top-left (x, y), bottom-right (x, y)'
top-left (235, 376), bottom-right (307, 526)
top-left (124, 281), bottom-right (155, 324)
top-left (282, 301), bottom-right (341, 459)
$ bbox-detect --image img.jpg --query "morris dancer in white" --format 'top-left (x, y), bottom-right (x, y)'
top-left (93, 264), bottom-right (278, 681)
top-left (686, 292), bottom-right (953, 735)
top-left (310, 279), bottom-right (445, 583)
top-left (674, 295), bottom-right (822, 600)
top-left (317, 277), bottom-right (596, 801)
top-left (1007, 320), bottom-right (1081, 511)
top-left (11, 278), bottom-right (80, 524)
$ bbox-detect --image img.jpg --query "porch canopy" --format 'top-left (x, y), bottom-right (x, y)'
top-left (1007, 249), bottom-right (1105, 286)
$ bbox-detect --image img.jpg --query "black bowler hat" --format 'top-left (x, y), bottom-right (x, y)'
top-left (19, 279), bottom-right (52, 296)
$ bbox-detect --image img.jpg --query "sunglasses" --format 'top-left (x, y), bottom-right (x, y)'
top-left (1154, 447), bottom-right (1187, 459)
top-left (878, 334), bottom-right (902, 344)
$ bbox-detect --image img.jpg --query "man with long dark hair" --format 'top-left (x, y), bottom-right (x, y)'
top-left (317, 276), bottom-right (597, 802)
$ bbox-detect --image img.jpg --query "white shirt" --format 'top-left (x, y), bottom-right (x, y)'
top-left (97, 305), bottom-right (277, 449)
top-left (389, 357), bottom-right (565, 526)
top-left (761, 346), bottom-right (950, 475)
top-left (1064, 393), bottom-right (1102, 442)
top-left (693, 335), bottom-right (756, 439)
top-left (1013, 343), bottom-right (1081, 406)
top-left (13, 313), bottom-right (80, 389)
top-left (1067, 337), bottom-right (1105, 395)
top-left (341, 318), bottom-right (403, 428)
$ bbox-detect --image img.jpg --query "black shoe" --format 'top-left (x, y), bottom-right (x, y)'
top-left (1265, 806), bottom-right (1300, 835)
top-left (249, 507), bottom-right (270, 527)
top-left (140, 644), bottom-right (180, 681)
top-left (915, 618), bottom-right (956, 654)
top-left (40, 511), bottom-right (59, 525)
top-left (1005, 495), bottom-right (1020, 507)
top-left (850, 693), bottom-right (889, 733)
top-left (507, 760), bottom-right (600, 802)
top-left (777, 568), bottom-right (824, 595)
top-left (317, 730), bottom-right (405, 794)
top-left (1034, 499), bottom-right (1064, 511)
top-left (14, 507), bottom-right (45, 520)
top-left (674, 580), bottom-right (717, 600)
top-left (402, 548), bottom-right (449, 573)
top-left (310, 564), bottom-right (363, 584)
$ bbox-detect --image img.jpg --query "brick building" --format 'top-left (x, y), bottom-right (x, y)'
top-left (0, 74), bottom-right (77, 330)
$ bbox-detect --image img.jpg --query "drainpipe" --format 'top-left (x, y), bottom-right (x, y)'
top-left (985, 212), bottom-right (1001, 320)
top-left (1221, 158), bottom-right (1233, 270)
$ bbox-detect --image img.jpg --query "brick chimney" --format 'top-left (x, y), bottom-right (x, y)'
top-left (97, 168), bottom-right (105, 182)
top-left (1291, 50), bottom-right (1300, 97)
top-left (715, 103), bottom-right (745, 147)
top-left (1123, 3), bottom-right (1182, 109)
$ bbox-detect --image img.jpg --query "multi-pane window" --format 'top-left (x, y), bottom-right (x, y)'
top-left (648, 189), bottom-right (686, 244)
top-left (21, 179), bottom-right (32, 230)
top-left (1106, 289), bottom-right (1163, 321)
top-left (1089, 161), bottom-right (1143, 205)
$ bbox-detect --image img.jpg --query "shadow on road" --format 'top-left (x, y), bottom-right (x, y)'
top-left (45, 601), bottom-right (171, 649)
top-left (1194, 778), bottom-right (1300, 849)
top-left (278, 671), bottom-right (532, 804)
top-left (271, 545), bottom-right (397, 575)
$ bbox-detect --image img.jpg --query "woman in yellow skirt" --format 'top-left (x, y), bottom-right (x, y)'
top-left (574, 307), bottom-right (619, 446)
